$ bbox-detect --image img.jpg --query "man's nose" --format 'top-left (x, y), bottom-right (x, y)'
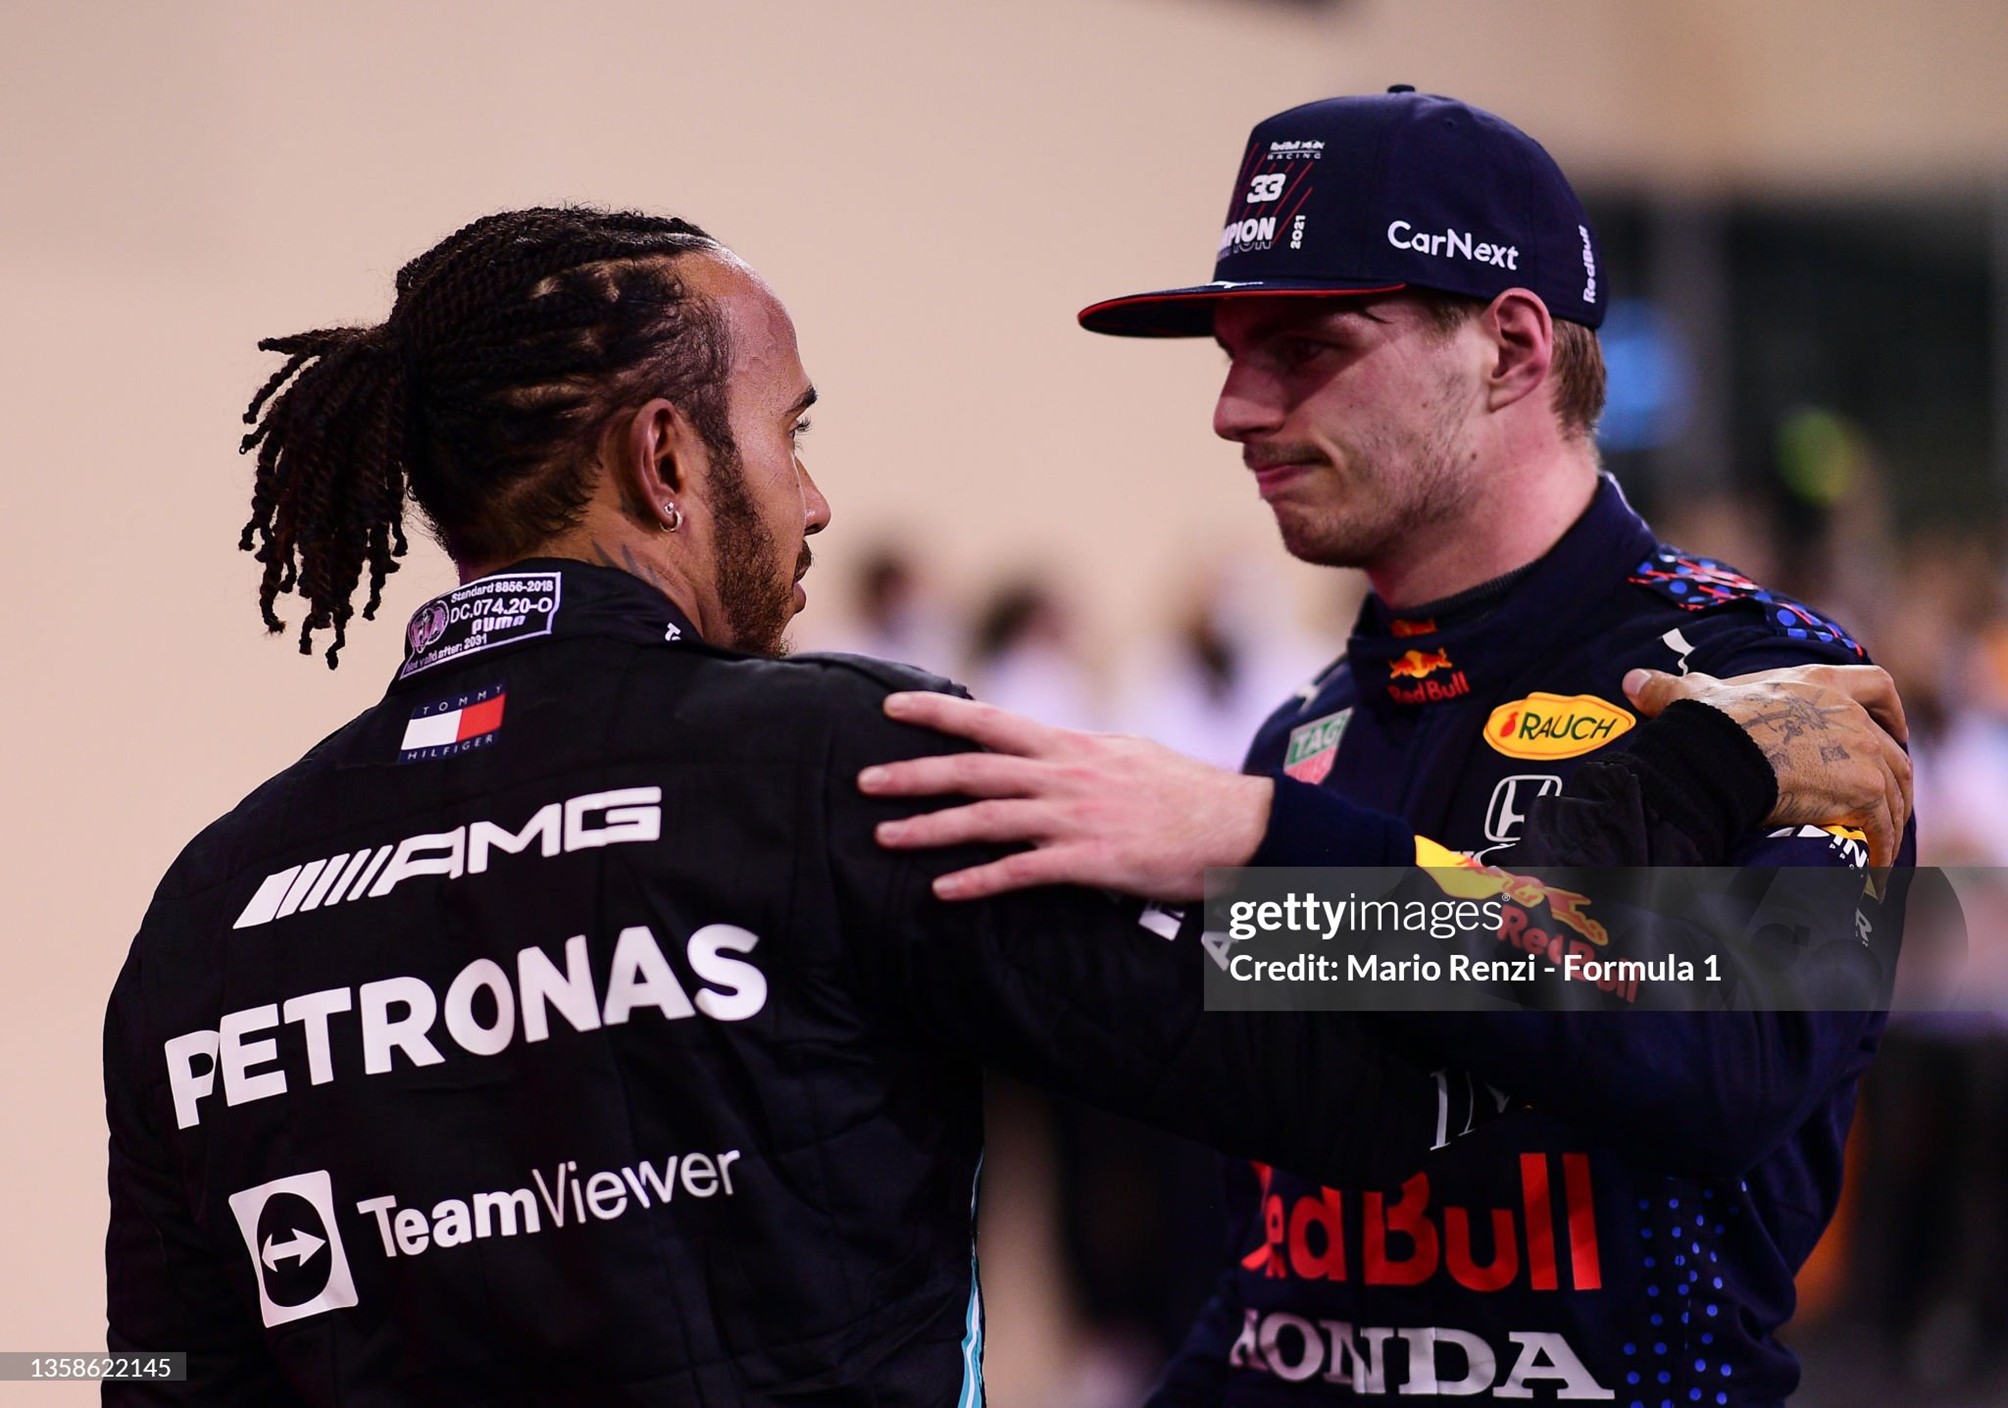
top-left (1213, 362), bottom-right (1286, 443)
top-left (801, 468), bottom-right (832, 535)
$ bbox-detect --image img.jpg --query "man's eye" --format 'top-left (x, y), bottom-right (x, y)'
top-left (790, 419), bottom-right (812, 442)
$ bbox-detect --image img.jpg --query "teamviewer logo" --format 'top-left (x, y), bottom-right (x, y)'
top-left (227, 1171), bottom-right (358, 1328)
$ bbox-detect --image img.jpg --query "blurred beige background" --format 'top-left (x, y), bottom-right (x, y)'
top-left (4, 0), bottom-right (2006, 1401)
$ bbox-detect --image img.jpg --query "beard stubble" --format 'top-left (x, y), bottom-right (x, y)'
top-left (707, 440), bottom-right (807, 657)
top-left (1275, 371), bottom-right (1476, 570)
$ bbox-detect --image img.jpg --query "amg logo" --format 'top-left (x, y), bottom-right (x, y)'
top-left (234, 788), bottom-right (662, 929)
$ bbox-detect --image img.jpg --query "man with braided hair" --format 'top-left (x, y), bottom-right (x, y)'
top-left (105, 206), bottom-right (1906, 1405)
top-left (236, 212), bottom-right (769, 666)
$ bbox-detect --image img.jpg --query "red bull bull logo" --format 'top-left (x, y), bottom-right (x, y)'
top-left (1389, 648), bottom-right (1455, 680)
top-left (1497, 875), bottom-right (1609, 948)
top-left (1386, 649), bottom-right (1470, 705)
top-left (1416, 845), bottom-right (1633, 1001)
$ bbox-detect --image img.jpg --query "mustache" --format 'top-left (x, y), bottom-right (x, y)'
top-left (794, 545), bottom-right (814, 582)
top-left (1242, 444), bottom-right (1329, 471)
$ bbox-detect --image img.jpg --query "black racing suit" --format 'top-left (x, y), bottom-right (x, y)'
top-left (105, 556), bottom-right (1781, 1405)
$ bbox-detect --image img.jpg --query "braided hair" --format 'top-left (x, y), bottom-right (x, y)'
top-left (239, 207), bottom-right (732, 666)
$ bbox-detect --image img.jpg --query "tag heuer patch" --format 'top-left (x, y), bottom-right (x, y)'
top-left (1283, 710), bottom-right (1350, 784)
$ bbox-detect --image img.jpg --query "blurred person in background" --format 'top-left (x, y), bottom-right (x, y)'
top-left (1119, 559), bottom-right (1336, 771)
top-left (867, 88), bottom-right (1915, 1406)
top-left (816, 542), bottom-right (963, 679)
top-left (1825, 520), bottom-right (2008, 1396)
top-left (967, 576), bottom-right (1106, 733)
top-left (1839, 1003), bottom-right (2008, 1393)
top-left (1888, 532), bottom-right (2008, 864)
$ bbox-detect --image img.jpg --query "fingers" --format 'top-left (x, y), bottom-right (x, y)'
top-left (929, 847), bottom-right (1079, 902)
top-left (874, 799), bottom-right (1048, 851)
top-left (1854, 761), bottom-right (1897, 873)
top-left (1806, 687), bottom-right (1910, 869)
top-left (859, 751), bottom-right (1042, 800)
top-left (1855, 668), bottom-right (1908, 746)
top-left (1614, 666), bottom-right (1726, 719)
top-left (1875, 715), bottom-right (1915, 833)
top-left (1832, 732), bottom-right (1899, 875)
top-left (1853, 809), bottom-right (1893, 875)
top-left (1622, 667), bottom-right (1704, 718)
top-left (1790, 664), bottom-right (1910, 745)
top-left (1823, 707), bottom-right (1902, 870)
top-left (1877, 724), bottom-right (1906, 870)
top-left (1878, 760), bottom-right (1902, 870)
top-left (1775, 666), bottom-right (1911, 751)
top-left (883, 691), bottom-right (1059, 757)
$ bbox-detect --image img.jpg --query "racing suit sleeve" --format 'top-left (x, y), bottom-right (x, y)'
top-left (829, 704), bottom-right (1458, 1193)
top-left (104, 936), bottom-right (297, 1404)
top-left (1378, 696), bottom-right (1908, 1181)
top-left (1247, 775), bottom-right (1416, 867)
top-left (1510, 698), bottom-right (1779, 868)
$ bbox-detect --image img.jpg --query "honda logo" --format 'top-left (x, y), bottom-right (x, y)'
top-left (1483, 774), bottom-right (1563, 844)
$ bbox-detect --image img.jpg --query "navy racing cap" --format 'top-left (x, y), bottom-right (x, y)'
top-left (1079, 87), bottom-right (1605, 337)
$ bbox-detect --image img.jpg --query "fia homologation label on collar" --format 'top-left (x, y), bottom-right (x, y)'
top-left (398, 573), bottom-right (561, 680)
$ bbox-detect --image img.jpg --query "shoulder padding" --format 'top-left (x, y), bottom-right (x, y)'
top-left (1629, 545), bottom-right (1865, 660)
top-left (787, 651), bottom-right (969, 700)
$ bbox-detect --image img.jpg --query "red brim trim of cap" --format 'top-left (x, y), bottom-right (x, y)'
top-left (1078, 283), bottom-right (1408, 338)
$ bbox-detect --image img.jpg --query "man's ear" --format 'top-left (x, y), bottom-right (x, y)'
top-left (1482, 290), bottom-right (1555, 415)
top-left (603, 397), bottom-right (701, 528)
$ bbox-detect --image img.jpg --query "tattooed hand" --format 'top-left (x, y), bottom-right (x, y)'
top-left (1624, 664), bottom-right (1912, 869)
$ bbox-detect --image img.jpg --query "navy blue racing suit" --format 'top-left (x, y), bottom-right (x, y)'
top-left (1152, 476), bottom-right (1911, 1407)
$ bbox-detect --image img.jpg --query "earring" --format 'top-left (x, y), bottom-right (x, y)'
top-left (661, 502), bottom-right (683, 533)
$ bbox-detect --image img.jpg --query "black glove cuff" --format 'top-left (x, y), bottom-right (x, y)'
top-left (1610, 698), bottom-right (1779, 859)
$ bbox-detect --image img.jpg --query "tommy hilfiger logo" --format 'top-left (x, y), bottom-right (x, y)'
top-left (400, 683), bottom-right (505, 763)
